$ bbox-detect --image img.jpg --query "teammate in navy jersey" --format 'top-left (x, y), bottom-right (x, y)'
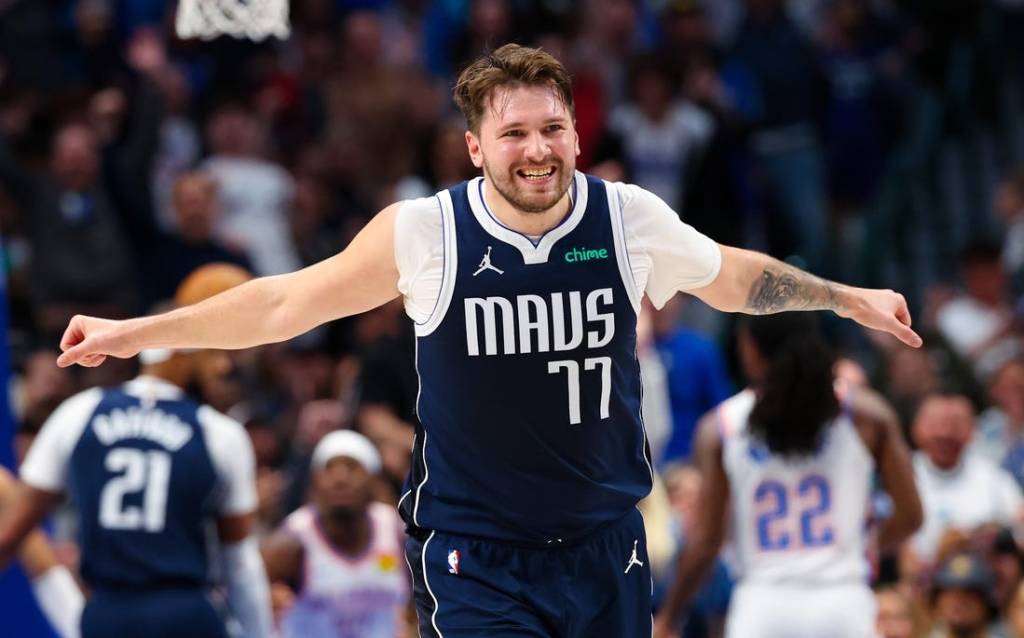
top-left (55, 45), bottom-right (922, 636)
top-left (653, 314), bottom-right (922, 638)
top-left (0, 264), bottom-right (273, 638)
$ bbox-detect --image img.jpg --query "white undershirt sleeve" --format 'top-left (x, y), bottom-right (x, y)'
top-left (615, 182), bottom-right (722, 309)
top-left (32, 565), bottom-right (83, 638)
top-left (197, 406), bottom-right (257, 516)
top-left (394, 196), bottom-right (445, 325)
top-left (20, 388), bottom-right (104, 493)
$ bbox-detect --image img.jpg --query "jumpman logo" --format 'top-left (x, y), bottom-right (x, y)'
top-left (624, 539), bottom-right (644, 574)
top-left (473, 246), bottom-right (504, 276)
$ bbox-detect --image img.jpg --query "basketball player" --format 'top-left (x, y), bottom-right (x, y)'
top-left (262, 429), bottom-right (409, 637)
top-left (0, 466), bottom-right (84, 638)
top-left (54, 45), bottom-right (921, 636)
top-left (653, 314), bottom-right (923, 638)
top-left (0, 264), bottom-right (273, 638)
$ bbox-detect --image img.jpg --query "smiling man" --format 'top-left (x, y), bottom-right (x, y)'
top-left (56, 44), bottom-right (921, 636)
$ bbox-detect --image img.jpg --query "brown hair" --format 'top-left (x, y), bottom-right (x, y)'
top-left (453, 44), bottom-right (574, 134)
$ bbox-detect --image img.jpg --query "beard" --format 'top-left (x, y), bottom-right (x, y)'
top-left (483, 156), bottom-right (574, 214)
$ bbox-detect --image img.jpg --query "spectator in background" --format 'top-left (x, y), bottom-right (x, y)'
top-left (660, 463), bottom-right (732, 638)
top-left (730, 0), bottom-right (828, 270)
top-left (352, 300), bottom-right (417, 496)
top-left (972, 358), bottom-right (1024, 489)
top-left (262, 431), bottom-right (410, 638)
top-left (595, 55), bottom-right (714, 212)
top-left (290, 175), bottom-right (344, 268)
top-left (995, 168), bottom-right (1024, 299)
top-left (203, 104), bottom-right (300, 276)
top-left (875, 585), bottom-right (926, 638)
top-left (148, 171), bottom-right (252, 305)
top-left (652, 296), bottom-right (733, 464)
top-left (936, 241), bottom-right (1023, 381)
top-left (149, 62), bottom-right (201, 232)
top-left (0, 120), bottom-right (138, 339)
top-left (985, 527), bottom-right (1024, 635)
top-left (815, 0), bottom-right (894, 210)
top-left (909, 391), bottom-right (1024, 566)
top-left (928, 553), bottom-right (1002, 638)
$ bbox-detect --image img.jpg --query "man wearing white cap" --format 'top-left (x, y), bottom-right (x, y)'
top-left (262, 429), bottom-right (410, 638)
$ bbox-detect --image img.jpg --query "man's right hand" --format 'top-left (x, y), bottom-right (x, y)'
top-left (57, 315), bottom-right (141, 368)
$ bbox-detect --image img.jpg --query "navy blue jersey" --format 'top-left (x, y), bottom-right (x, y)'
top-left (399, 174), bottom-right (653, 544)
top-left (21, 377), bottom-right (257, 592)
top-left (69, 390), bottom-right (217, 589)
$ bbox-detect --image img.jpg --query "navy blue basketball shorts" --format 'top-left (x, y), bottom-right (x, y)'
top-left (81, 588), bottom-right (229, 638)
top-left (405, 509), bottom-right (652, 637)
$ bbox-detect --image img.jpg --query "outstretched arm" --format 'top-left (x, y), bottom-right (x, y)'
top-left (690, 246), bottom-right (922, 348)
top-left (58, 203), bottom-right (403, 367)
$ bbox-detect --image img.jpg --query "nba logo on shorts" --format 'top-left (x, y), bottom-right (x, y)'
top-left (448, 549), bottom-right (461, 575)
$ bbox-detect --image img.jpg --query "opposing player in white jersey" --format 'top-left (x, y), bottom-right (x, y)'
top-left (655, 314), bottom-right (923, 638)
top-left (262, 430), bottom-right (409, 638)
top-left (0, 264), bottom-right (273, 638)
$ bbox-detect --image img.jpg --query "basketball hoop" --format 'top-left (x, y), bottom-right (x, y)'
top-left (175, 0), bottom-right (290, 41)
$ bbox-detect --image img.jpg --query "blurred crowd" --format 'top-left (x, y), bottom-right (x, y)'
top-left (3, 0), bottom-right (1024, 636)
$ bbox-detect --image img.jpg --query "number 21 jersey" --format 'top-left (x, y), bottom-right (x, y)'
top-left (20, 376), bottom-right (256, 590)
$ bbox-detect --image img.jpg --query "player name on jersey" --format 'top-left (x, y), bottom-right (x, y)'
top-left (464, 287), bottom-right (616, 356)
top-left (93, 406), bottom-right (194, 451)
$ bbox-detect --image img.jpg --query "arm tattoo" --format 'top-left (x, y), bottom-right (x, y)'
top-left (744, 262), bottom-right (844, 314)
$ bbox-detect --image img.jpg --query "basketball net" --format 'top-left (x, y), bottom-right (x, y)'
top-left (175, 0), bottom-right (290, 41)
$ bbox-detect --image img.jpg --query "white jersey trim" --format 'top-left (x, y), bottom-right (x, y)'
top-left (414, 190), bottom-right (458, 337)
top-left (422, 531), bottom-right (444, 637)
top-left (412, 428), bottom-right (431, 527)
top-left (466, 171), bottom-right (589, 265)
top-left (397, 433), bottom-right (416, 515)
top-left (605, 180), bottom-right (642, 315)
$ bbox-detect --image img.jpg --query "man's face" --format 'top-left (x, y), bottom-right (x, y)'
top-left (963, 260), bottom-right (1007, 307)
top-left (314, 456), bottom-right (372, 514)
top-left (912, 396), bottom-right (975, 470)
top-left (51, 124), bottom-right (99, 192)
top-left (935, 588), bottom-right (989, 634)
top-left (173, 175), bottom-right (216, 243)
top-left (875, 590), bottom-right (914, 638)
top-left (193, 350), bottom-right (242, 413)
top-left (465, 84), bottom-right (579, 214)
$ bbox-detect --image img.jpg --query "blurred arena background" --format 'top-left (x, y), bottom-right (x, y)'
top-left (1, 0), bottom-right (1024, 636)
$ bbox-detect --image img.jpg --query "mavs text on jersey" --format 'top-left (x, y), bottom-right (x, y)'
top-left (391, 172), bottom-right (721, 637)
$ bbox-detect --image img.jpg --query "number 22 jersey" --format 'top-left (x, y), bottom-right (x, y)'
top-left (718, 389), bottom-right (874, 586)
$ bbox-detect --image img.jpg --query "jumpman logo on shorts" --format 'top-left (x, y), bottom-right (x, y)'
top-left (473, 246), bottom-right (504, 276)
top-left (624, 539), bottom-right (644, 574)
